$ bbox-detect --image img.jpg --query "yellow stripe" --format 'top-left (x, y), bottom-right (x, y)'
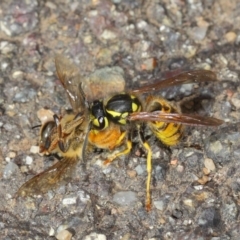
top-left (93, 118), bottom-right (100, 127)
top-left (118, 119), bottom-right (127, 124)
top-left (132, 102), bottom-right (138, 112)
top-left (106, 109), bottom-right (121, 117)
top-left (151, 123), bottom-right (183, 146)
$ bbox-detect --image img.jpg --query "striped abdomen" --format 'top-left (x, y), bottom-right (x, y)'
top-left (145, 96), bottom-right (184, 146)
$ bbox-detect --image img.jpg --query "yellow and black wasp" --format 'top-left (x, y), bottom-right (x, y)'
top-left (86, 69), bottom-right (223, 211)
top-left (17, 55), bottom-right (224, 212)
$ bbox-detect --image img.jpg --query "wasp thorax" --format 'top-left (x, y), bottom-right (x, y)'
top-left (105, 93), bottom-right (142, 125)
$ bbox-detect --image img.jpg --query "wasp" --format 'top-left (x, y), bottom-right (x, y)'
top-left (16, 55), bottom-right (90, 197)
top-left (17, 55), bottom-right (223, 212)
top-left (87, 70), bottom-right (224, 211)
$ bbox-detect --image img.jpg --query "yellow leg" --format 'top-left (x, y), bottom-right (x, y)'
top-left (143, 142), bottom-right (152, 211)
top-left (137, 124), bottom-right (153, 211)
top-left (104, 140), bottom-right (132, 165)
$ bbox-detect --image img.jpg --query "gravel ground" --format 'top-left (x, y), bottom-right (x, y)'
top-left (1, 0), bottom-right (240, 239)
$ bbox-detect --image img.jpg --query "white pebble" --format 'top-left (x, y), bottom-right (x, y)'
top-left (25, 156), bottom-right (33, 165)
top-left (193, 185), bottom-right (203, 190)
top-left (101, 30), bottom-right (117, 40)
top-left (62, 197), bottom-right (77, 205)
top-left (83, 233), bottom-right (106, 240)
top-left (30, 145), bottom-right (39, 154)
top-left (49, 227), bottom-right (55, 236)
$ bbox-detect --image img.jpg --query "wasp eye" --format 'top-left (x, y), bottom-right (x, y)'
top-left (39, 121), bottom-right (56, 151)
top-left (44, 137), bottom-right (51, 150)
top-left (98, 116), bottom-right (106, 129)
top-left (41, 121), bottom-right (55, 141)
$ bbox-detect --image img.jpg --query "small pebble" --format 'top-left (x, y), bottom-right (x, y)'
top-left (176, 165), bottom-right (184, 173)
top-left (113, 191), bottom-right (137, 206)
top-left (183, 199), bottom-right (194, 208)
top-left (224, 31), bottom-right (237, 43)
top-left (127, 170), bottom-right (137, 178)
top-left (30, 146), bottom-right (39, 154)
top-left (45, 1), bottom-right (57, 9)
top-left (0, 41), bottom-right (16, 54)
top-left (197, 175), bottom-right (211, 185)
top-left (100, 29), bottom-right (117, 40)
top-left (183, 45), bottom-right (197, 58)
top-left (62, 197), bottom-right (77, 205)
top-left (190, 26), bottom-right (208, 41)
top-left (193, 185), bottom-right (203, 190)
top-left (25, 156), bottom-right (33, 165)
top-left (153, 200), bottom-right (166, 211)
top-left (183, 219), bottom-right (192, 225)
top-left (209, 141), bottom-right (223, 154)
top-left (170, 159), bottom-right (178, 165)
top-left (78, 190), bottom-right (90, 204)
top-left (83, 233), bottom-right (106, 240)
top-left (141, 58), bottom-right (157, 71)
top-left (8, 151), bottom-right (16, 159)
top-left (83, 35), bottom-right (92, 44)
top-left (204, 158), bottom-right (216, 171)
top-left (20, 165), bottom-right (28, 173)
top-left (37, 109), bottom-right (54, 124)
top-left (49, 227), bottom-right (55, 236)
top-left (202, 167), bottom-right (211, 175)
top-left (12, 71), bottom-right (24, 79)
top-left (3, 162), bottom-right (18, 179)
top-left (136, 20), bottom-right (148, 29)
top-left (56, 229), bottom-right (72, 240)
top-left (120, 233), bottom-right (131, 240)
top-left (134, 165), bottom-right (144, 175)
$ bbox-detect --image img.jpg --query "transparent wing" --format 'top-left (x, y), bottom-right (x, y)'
top-left (16, 156), bottom-right (79, 197)
top-left (55, 54), bottom-right (85, 113)
top-left (132, 70), bottom-right (217, 94)
top-left (128, 111), bottom-right (224, 126)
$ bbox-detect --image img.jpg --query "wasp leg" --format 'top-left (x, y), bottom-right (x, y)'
top-left (53, 114), bottom-right (66, 152)
top-left (143, 142), bottom-right (152, 212)
top-left (138, 124), bottom-right (152, 211)
top-left (53, 114), bottom-right (84, 153)
top-left (104, 132), bottom-right (132, 165)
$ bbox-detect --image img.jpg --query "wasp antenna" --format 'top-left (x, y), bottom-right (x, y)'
top-left (32, 124), bottom-right (41, 129)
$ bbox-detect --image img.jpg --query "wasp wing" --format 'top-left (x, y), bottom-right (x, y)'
top-left (16, 156), bottom-right (79, 197)
top-left (128, 111), bottom-right (224, 126)
top-left (132, 70), bottom-right (217, 94)
top-left (55, 54), bottom-right (85, 113)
